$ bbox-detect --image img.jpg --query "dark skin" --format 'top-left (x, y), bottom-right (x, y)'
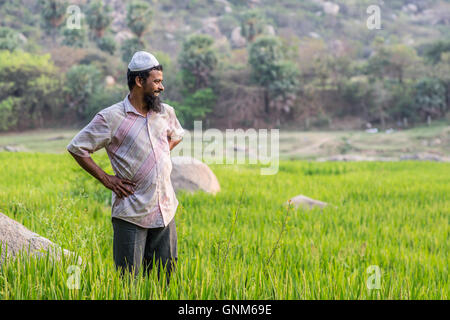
top-left (68, 69), bottom-right (182, 199)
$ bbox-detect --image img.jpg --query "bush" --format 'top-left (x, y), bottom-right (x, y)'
top-left (96, 35), bottom-right (116, 55)
top-left (178, 34), bottom-right (218, 92)
top-left (0, 50), bottom-right (63, 131)
top-left (166, 88), bottom-right (217, 129)
top-left (0, 27), bottom-right (26, 51)
top-left (414, 77), bottom-right (447, 119)
top-left (84, 85), bottom-right (128, 122)
top-left (0, 97), bottom-right (19, 131)
top-left (121, 37), bottom-right (145, 63)
top-left (387, 83), bottom-right (415, 121)
top-left (61, 26), bottom-right (86, 48)
top-left (65, 64), bottom-right (102, 121)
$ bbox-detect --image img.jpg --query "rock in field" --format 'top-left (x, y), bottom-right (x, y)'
top-left (400, 153), bottom-right (445, 162)
top-left (171, 156), bottom-right (221, 195)
top-left (2, 145), bottom-right (27, 152)
top-left (286, 194), bottom-right (330, 210)
top-left (0, 212), bottom-right (81, 266)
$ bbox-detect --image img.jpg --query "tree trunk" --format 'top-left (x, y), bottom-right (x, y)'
top-left (264, 89), bottom-right (270, 115)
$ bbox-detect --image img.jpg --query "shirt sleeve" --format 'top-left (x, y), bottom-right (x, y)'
top-left (67, 113), bottom-right (111, 157)
top-left (166, 106), bottom-right (185, 142)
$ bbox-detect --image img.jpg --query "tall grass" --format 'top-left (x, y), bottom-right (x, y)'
top-left (0, 152), bottom-right (448, 299)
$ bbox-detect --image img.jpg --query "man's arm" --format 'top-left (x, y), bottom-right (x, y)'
top-left (68, 150), bottom-right (136, 199)
top-left (66, 113), bottom-right (135, 199)
top-left (166, 105), bottom-right (184, 151)
top-left (168, 137), bottom-right (182, 151)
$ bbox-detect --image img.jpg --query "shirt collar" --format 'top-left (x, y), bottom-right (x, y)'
top-left (124, 94), bottom-right (147, 117)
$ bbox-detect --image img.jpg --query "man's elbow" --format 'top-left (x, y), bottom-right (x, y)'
top-left (67, 149), bottom-right (78, 158)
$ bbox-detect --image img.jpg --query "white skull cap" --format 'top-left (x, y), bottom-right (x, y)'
top-left (128, 51), bottom-right (160, 72)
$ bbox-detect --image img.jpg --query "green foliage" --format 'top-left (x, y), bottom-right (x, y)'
top-left (85, 0), bottom-right (112, 38)
top-left (84, 85), bottom-right (128, 121)
top-left (366, 40), bottom-right (419, 83)
top-left (61, 26), bottom-right (86, 48)
top-left (340, 79), bottom-right (373, 117)
top-left (38, 0), bottom-right (68, 31)
top-left (0, 97), bottom-right (18, 131)
top-left (121, 37), bottom-right (145, 63)
top-left (0, 27), bottom-right (26, 51)
top-left (248, 35), bottom-right (299, 113)
top-left (414, 77), bottom-right (447, 118)
top-left (267, 60), bottom-right (300, 98)
top-left (386, 83), bottom-right (416, 121)
top-left (96, 35), bottom-right (116, 55)
top-left (64, 64), bottom-right (127, 122)
top-left (423, 40), bottom-right (450, 65)
top-left (218, 14), bottom-right (240, 37)
top-left (248, 36), bottom-right (284, 87)
top-left (168, 88), bottom-right (217, 128)
top-left (65, 64), bottom-right (102, 121)
top-left (126, 0), bottom-right (152, 38)
top-left (0, 50), bottom-right (63, 131)
top-left (249, 36), bottom-right (299, 95)
top-left (239, 9), bottom-right (266, 43)
top-left (178, 34), bottom-right (218, 92)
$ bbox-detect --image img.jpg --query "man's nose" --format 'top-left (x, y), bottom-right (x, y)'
top-left (159, 83), bottom-right (164, 91)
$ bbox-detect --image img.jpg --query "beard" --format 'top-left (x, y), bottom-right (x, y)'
top-left (143, 91), bottom-right (162, 113)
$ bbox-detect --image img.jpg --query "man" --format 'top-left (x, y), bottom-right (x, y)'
top-left (67, 51), bottom-right (184, 284)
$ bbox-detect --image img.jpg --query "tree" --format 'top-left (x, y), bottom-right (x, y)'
top-left (121, 37), bottom-right (145, 63)
top-left (414, 78), bottom-right (447, 120)
top-left (432, 52), bottom-right (450, 110)
top-left (65, 64), bottom-right (102, 121)
top-left (167, 88), bottom-right (217, 129)
top-left (367, 39), bottom-right (419, 84)
top-left (61, 25), bottom-right (86, 48)
top-left (96, 35), bottom-right (116, 55)
top-left (0, 50), bottom-right (63, 131)
top-left (85, 0), bottom-right (112, 38)
top-left (239, 9), bottom-right (266, 43)
top-left (387, 44), bottom-right (419, 84)
top-left (38, 0), bottom-right (68, 37)
top-left (0, 27), bottom-right (26, 51)
top-left (126, 0), bottom-right (152, 38)
top-left (424, 40), bottom-right (450, 65)
top-left (248, 36), bottom-right (299, 116)
top-left (178, 34), bottom-right (218, 92)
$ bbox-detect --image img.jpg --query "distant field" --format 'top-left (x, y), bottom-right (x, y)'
top-left (0, 122), bottom-right (449, 160)
top-left (0, 152), bottom-right (448, 299)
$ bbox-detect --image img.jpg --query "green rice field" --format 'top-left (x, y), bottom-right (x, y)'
top-left (0, 151), bottom-right (448, 299)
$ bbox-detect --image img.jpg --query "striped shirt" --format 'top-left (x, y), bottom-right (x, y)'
top-left (67, 94), bottom-right (185, 228)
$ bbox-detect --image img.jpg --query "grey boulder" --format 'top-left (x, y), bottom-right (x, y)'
top-left (0, 212), bottom-right (81, 266)
top-left (171, 156), bottom-right (221, 195)
top-left (286, 194), bottom-right (331, 211)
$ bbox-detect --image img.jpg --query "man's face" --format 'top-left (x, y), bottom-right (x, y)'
top-left (143, 70), bottom-right (164, 97)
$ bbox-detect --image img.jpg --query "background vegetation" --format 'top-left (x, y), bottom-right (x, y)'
top-left (0, 0), bottom-right (449, 131)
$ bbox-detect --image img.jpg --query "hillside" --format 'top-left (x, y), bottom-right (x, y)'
top-left (0, 0), bottom-right (449, 131)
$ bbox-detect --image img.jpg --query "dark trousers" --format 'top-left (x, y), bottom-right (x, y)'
top-left (112, 217), bottom-right (177, 284)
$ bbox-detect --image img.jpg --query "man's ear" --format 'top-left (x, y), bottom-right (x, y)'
top-left (135, 76), bottom-right (143, 89)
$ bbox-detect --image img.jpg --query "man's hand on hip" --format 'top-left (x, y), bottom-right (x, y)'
top-left (101, 175), bottom-right (136, 199)
top-left (68, 150), bottom-right (136, 199)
